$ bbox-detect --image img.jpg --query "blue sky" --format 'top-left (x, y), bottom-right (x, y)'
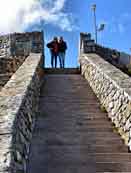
top-left (38, 0), bottom-right (131, 67)
top-left (0, 0), bottom-right (131, 67)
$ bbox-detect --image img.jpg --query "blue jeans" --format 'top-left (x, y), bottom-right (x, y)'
top-left (51, 52), bottom-right (58, 68)
top-left (59, 52), bottom-right (65, 68)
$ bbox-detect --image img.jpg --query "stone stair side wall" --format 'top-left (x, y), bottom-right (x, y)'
top-left (0, 53), bottom-right (42, 173)
top-left (79, 53), bottom-right (131, 150)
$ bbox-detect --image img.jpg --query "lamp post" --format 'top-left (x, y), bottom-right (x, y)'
top-left (91, 4), bottom-right (97, 44)
top-left (91, 4), bottom-right (105, 44)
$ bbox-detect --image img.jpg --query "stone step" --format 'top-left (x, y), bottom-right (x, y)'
top-left (42, 145), bottom-right (128, 153)
top-left (44, 68), bottom-right (80, 74)
top-left (30, 153), bottom-right (131, 163)
top-left (40, 97), bottom-right (98, 101)
top-left (37, 123), bottom-right (115, 131)
top-left (95, 162), bottom-right (131, 172)
top-left (34, 135), bottom-right (124, 146)
top-left (33, 130), bottom-right (122, 138)
top-left (39, 119), bottom-right (112, 127)
top-left (39, 109), bottom-right (106, 116)
top-left (37, 119), bottom-right (116, 131)
top-left (28, 163), bottom-right (131, 173)
top-left (29, 149), bottom-right (131, 166)
top-left (32, 142), bottom-right (128, 153)
top-left (39, 115), bottom-right (109, 122)
top-left (40, 95), bottom-right (98, 100)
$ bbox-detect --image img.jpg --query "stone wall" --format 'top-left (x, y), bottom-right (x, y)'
top-left (0, 56), bottom-right (26, 74)
top-left (79, 32), bottom-right (130, 70)
top-left (0, 53), bottom-right (42, 173)
top-left (0, 31), bottom-right (44, 73)
top-left (0, 56), bottom-right (27, 91)
top-left (79, 53), bottom-right (131, 149)
top-left (0, 35), bottom-right (10, 58)
top-left (0, 31), bottom-right (44, 58)
top-left (0, 31), bottom-right (44, 91)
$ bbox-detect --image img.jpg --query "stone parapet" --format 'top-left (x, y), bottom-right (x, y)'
top-left (0, 53), bottom-right (42, 172)
top-left (0, 56), bottom-right (27, 91)
top-left (0, 31), bottom-right (45, 91)
top-left (0, 56), bottom-right (26, 74)
top-left (0, 31), bottom-right (44, 58)
top-left (79, 33), bottom-right (130, 72)
top-left (0, 73), bottom-right (13, 90)
top-left (79, 53), bottom-right (131, 149)
top-left (0, 35), bottom-right (10, 58)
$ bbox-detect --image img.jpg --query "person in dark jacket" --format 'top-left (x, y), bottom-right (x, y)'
top-left (47, 37), bottom-right (59, 68)
top-left (58, 37), bottom-right (67, 68)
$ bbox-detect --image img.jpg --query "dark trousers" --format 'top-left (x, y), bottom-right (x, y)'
top-left (51, 53), bottom-right (58, 68)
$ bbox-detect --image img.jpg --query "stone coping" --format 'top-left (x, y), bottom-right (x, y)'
top-left (0, 53), bottom-right (41, 172)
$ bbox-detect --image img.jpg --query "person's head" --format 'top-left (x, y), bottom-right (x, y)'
top-left (53, 37), bottom-right (58, 42)
top-left (59, 36), bottom-right (64, 42)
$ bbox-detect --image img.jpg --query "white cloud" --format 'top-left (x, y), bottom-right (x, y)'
top-left (122, 12), bottom-right (131, 18)
top-left (118, 23), bottom-right (125, 33)
top-left (109, 21), bottom-right (125, 34)
top-left (108, 12), bottom-right (131, 34)
top-left (51, 0), bottom-right (66, 12)
top-left (0, 0), bottom-right (77, 34)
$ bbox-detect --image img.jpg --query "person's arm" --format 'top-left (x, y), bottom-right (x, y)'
top-left (65, 42), bottom-right (67, 50)
top-left (47, 42), bottom-right (52, 48)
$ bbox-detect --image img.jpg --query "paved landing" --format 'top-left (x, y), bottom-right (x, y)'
top-left (28, 74), bottom-right (131, 173)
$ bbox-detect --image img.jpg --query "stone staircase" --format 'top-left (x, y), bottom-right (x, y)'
top-left (28, 68), bottom-right (131, 173)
